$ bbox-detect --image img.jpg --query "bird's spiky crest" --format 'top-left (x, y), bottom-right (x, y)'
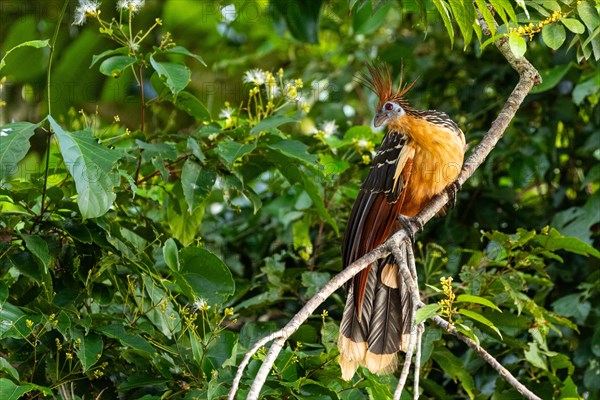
top-left (358, 61), bottom-right (417, 110)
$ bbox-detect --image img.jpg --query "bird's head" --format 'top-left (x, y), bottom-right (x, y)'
top-left (360, 61), bottom-right (416, 127)
top-left (374, 101), bottom-right (405, 127)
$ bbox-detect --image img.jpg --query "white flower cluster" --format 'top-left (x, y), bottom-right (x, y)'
top-left (73, 0), bottom-right (101, 25)
top-left (117, 0), bottom-right (145, 13)
top-left (241, 68), bottom-right (309, 111)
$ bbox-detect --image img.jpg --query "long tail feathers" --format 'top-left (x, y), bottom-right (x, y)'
top-left (338, 257), bottom-right (413, 380)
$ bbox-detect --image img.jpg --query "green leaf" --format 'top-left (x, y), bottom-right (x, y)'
top-left (353, 0), bottom-right (393, 35)
top-left (72, 331), bottom-right (103, 372)
top-left (0, 39), bottom-right (49, 73)
top-left (0, 122), bottom-right (39, 181)
top-left (524, 341), bottom-right (547, 370)
top-left (271, 155), bottom-right (338, 234)
top-left (161, 45), bottom-right (206, 66)
top-left (474, 0), bottom-right (496, 36)
top-left (136, 140), bottom-right (178, 161)
top-left (89, 47), bottom-right (129, 68)
top-left (432, 347), bottom-right (476, 399)
top-left (0, 379), bottom-right (34, 400)
top-left (21, 234), bottom-right (51, 274)
top-left (48, 116), bottom-right (121, 219)
top-left (561, 18), bottom-right (586, 34)
top-left (415, 303), bottom-right (441, 324)
top-left (535, 228), bottom-right (600, 258)
top-left (187, 137), bottom-right (206, 162)
top-left (542, 24), bottom-right (566, 50)
top-left (98, 55), bottom-right (136, 78)
top-left (529, 63), bottom-right (572, 94)
top-left (166, 182), bottom-right (205, 246)
top-left (271, 0), bottom-right (323, 43)
top-left (572, 72), bottom-right (600, 105)
top-left (217, 139), bottom-right (256, 169)
top-left (432, 0), bottom-right (455, 47)
top-left (175, 91), bottom-right (211, 120)
top-left (456, 294), bottom-right (501, 312)
top-left (97, 323), bottom-right (155, 355)
top-left (250, 115), bottom-right (297, 135)
top-left (141, 275), bottom-right (181, 338)
top-left (489, 0), bottom-right (516, 24)
top-left (179, 247), bottom-right (235, 305)
top-left (266, 139), bottom-right (318, 169)
top-left (181, 160), bottom-right (216, 213)
top-left (508, 32), bottom-right (527, 58)
top-left (292, 219), bottom-right (313, 260)
top-left (578, 1), bottom-right (600, 32)
top-left (458, 309), bottom-right (503, 339)
top-left (0, 358), bottom-right (19, 381)
top-left (163, 238), bottom-right (179, 271)
top-left (149, 55), bottom-right (191, 97)
top-left (449, 0), bottom-right (474, 49)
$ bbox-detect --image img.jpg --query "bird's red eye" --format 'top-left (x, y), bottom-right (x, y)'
top-left (384, 102), bottom-right (394, 111)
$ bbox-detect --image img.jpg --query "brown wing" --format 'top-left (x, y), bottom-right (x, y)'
top-left (342, 131), bottom-right (415, 314)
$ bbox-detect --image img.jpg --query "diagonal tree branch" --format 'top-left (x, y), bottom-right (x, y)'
top-left (228, 17), bottom-right (542, 400)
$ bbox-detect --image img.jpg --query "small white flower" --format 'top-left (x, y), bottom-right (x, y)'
top-left (243, 69), bottom-right (266, 86)
top-left (358, 139), bottom-right (368, 148)
top-left (73, 0), bottom-right (101, 25)
top-left (221, 4), bottom-right (236, 22)
top-left (0, 128), bottom-right (12, 137)
top-left (219, 107), bottom-right (234, 120)
top-left (320, 120), bottom-right (338, 137)
top-left (192, 298), bottom-right (210, 311)
top-left (117, 0), bottom-right (144, 13)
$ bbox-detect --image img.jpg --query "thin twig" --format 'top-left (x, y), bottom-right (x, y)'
top-left (229, 10), bottom-right (542, 400)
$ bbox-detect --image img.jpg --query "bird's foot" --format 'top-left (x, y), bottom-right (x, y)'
top-left (397, 215), bottom-right (424, 243)
top-left (445, 180), bottom-right (462, 209)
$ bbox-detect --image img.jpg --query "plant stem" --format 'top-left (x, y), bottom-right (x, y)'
top-left (39, 0), bottom-right (69, 220)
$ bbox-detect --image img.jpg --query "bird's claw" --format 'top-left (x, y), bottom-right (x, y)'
top-left (445, 180), bottom-right (462, 208)
top-left (397, 215), bottom-right (423, 243)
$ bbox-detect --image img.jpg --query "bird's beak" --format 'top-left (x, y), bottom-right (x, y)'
top-left (374, 112), bottom-right (388, 128)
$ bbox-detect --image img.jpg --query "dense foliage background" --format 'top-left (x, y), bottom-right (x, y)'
top-left (0, 0), bottom-right (599, 399)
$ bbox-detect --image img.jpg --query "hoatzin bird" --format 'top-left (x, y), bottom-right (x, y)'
top-left (338, 63), bottom-right (466, 380)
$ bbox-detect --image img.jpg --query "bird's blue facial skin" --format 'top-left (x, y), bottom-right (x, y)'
top-left (374, 102), bottom-right (405, 127)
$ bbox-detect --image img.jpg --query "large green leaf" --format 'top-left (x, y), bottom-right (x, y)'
top-left (271, 0), bottom-right (323, 43)
top-left (415, 303), bottom-right (441, 324)
top-left (149, 55), bottom-right (190, 97)
top-left (0, 379), bottom-right (34, 400)
top-left (432, 0), bottom-right (455, 47)
top-left (432, 347), bottom-right (476, 399)
top-left (163, 238), bottom-right (180, 271)
top-left (181, 159), bottom-right (216, 212)
top-left (0, 39), bottom-right (49, 73)
top-left (179, 247), bottom-right (235, 305)
top-left (449, 0), bottom-right (474, 49)
top-left (21, 234), bottom-right (51, 274)
top-left (98, 55), bottom-right (136, 78)
top-left (535, 228), bottom-right (600, 258)
top-left (166, 182), bottom-right (205, 246)
top-left (72, 330), bottom-right (103, 372)
top-left (0, 122), bottom-right (39, 181)
top-left (217, 139), bottom-right (256, 169)
top-left (250, 115), bottom-right (297, 135)
top-left (458, 309), bottom-right (503, 339)
top-left (455, 294), bottom-right (501, 312)
top-left (160, 45), bottom-right (206, 66)
top-left (175, 91), bottom-right (211, 121)
top-left (270, 153), bottom-right (338, 234)
top-left (266, 139), bottom-right (318, 168)
top-left (542, 24), bottom-right (566, 50)
top-left (97, 324), bottom-right (155, 355)
top-left (48, 116), bottom-right (121, 219)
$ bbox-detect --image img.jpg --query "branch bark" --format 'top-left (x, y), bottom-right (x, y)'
top-left (228, 16), bottom-right (541, 400)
